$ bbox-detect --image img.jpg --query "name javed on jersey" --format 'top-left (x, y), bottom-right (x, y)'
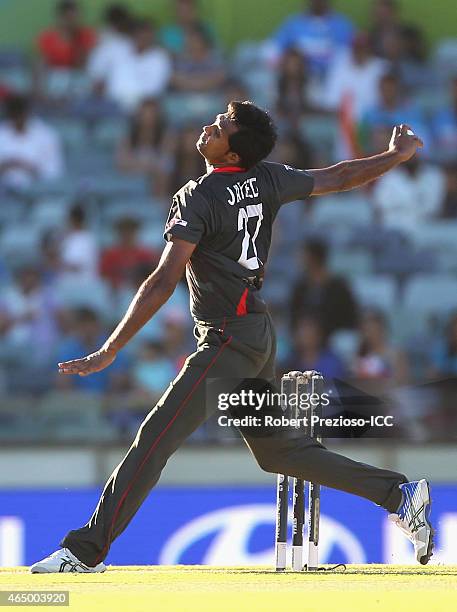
top-left (226, 178), bottom-right (259, 206)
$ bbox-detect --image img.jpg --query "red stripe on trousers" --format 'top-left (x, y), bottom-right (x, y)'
top-left (94, 335), bottom-right (233, 565)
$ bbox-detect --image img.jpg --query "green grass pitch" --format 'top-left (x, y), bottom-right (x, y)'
top-left (1, 565), bottom-right (456, 611)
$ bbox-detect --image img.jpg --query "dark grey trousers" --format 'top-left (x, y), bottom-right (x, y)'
top-left (61, 312), bottom-right (406, 566)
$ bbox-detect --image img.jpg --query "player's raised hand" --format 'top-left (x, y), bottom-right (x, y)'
top-left (388, 124), bottom-right (423, 162)
top-left (58, 348), bottom-right (116, 377)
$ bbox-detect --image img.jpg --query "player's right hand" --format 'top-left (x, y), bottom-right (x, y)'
top-left (58, 348), bottom-right (117, 377)
top-left (388, 124), bottom-right (423, 162)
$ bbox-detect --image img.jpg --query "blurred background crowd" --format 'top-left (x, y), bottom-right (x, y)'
top-left (0, 0), bottom-right (457, 443)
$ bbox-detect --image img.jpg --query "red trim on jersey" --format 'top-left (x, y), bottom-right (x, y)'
top-left (212, 166), bottom-right (246, 173)
top-left (236, 288), bottom-right (249, 316)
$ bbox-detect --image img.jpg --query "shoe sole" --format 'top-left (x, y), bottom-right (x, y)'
top-left (419, 480), bottom-right (434, 565)
top-left (30, 565), bottom-right (106, 574)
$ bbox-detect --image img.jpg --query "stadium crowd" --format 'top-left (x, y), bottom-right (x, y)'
top-left (0, 0), bottom-right (456, 442)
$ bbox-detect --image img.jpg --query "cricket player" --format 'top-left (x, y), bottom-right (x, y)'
top-left (31, 101), bottom-right (433, 573)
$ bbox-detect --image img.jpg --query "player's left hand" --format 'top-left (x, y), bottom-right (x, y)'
top-left (388, 124), bottom-right (424, 162)
top-left (58, 348), bottom-right (116, 377)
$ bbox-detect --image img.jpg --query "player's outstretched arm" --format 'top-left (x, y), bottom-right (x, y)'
top-left (58, 238), bottom-right (196, 377)
top-left (307, 124), bottom-right (423, 196)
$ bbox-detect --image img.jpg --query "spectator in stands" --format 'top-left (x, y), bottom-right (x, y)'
top-left (116, 98), bottom-right (174, 197)
top-left (275, 48), bottom-right (314, 124)
top-left (160, 0), bottom-right (214, 56)
top-left (429, 312), bottom-right (457, 377)
top-left (323, 32), bottom-right (388, 120)
top-left (87, 3), bottom-right (133, 96)
top-left (56, 307), bottom-right (129, 393)
top-left (370, 0), bottom-right (402, 58)
top-left (59, 204), bottom-right (98, 283)
top-left (171, 25), bottom-right (226, 93)
top-left (432, 77), bottom-right (457, 163)
top-left (40, 230), bottom-right (61, 286)
top-left (372, 154), bottom-right (446, 233)
top-left (439, 162), bottom-right (457, 219)
top-left (377, 24), bottom-right (432, 94)
top-left (100, 217), bottom-right (159, 290)
top-left (106, 19), bottom-right (172, 111)
top-left (0, 94), bottom-right (64, 188)
top-left (361, 71), bottom-right (430, 154)
top-left (271, 131), bottom-right (313, 171)
top-left (290, 239), bottom-right (359, 338)
top-left (0, 82), bottom-right (12, 101)
top-left (170, 124), bottom-right (207, 193)
top-left (1, 265), bottom-right (60, 365)
top-left (281, 312), bottom-right (346, 379)
top-left (161, 310), bottom-right (191, 370)
top-left (131, 340), bottom-right (176, 403)
top-left (266, 0), bottom-right (355, 78)
top-left (352, 309), bottom-right (408, 382)
top-left (37, 0), bottom-right (96, 69)
top-left (396, 25), bottom-right (432, 93)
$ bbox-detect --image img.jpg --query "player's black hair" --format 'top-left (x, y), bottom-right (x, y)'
top-left (226, 101), bottom-right (277, 169)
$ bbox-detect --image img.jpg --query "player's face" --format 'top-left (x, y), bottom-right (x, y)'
top-left (196, 113), bottom-right (240, 166)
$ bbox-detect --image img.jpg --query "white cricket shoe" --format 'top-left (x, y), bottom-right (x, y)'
top-left (30, 548), bottom-right (106, 573)
top-left (388, 479), bottom-right (434, 565)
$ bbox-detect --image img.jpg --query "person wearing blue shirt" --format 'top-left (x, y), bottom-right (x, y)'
top-left (362, 71), bottom-right (430, 153)
top-left (56, 307), bottom-right (130, 394)
top-left (269, 0), bottom-right (355, 78)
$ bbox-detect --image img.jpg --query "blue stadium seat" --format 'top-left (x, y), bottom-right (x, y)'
top-left (241, 68), bottom-right (276, 108)
top-left (311, 195), bottom-right (373, 227)
top-left (0, 66), bottom-right (31, 92)
top-left (164, 93), bottom-right (225, 127)
top-left (413, 222), bottom-right (457, 254)
top-left (375, 247), bottom-right (438, 276)
top-left (48, 117), bottom-right (88, 152)
top-left (231, 41), bottom-right (265, 72)
top-left (434, 39), bottom-right (457, 82)
top-left (88, 174), bottom-right (150, 199)
top-left (139, 221), bottom-right (167, 249)
top-left (26, 177), bottom-right (76, 199)
top-left (101, 198), bottom-right (165, 225)
top-left (299, 114), bottom-right (339, 155)
top-left (0, 223), bottom-right (40, 263)
top-left (403, 275), bottom-right (457, 316)
top-left (29, 196), bottom-right (71, 231)
top-left (91, 117), bottom-right (128, 149)
top-left (0, 198), bottom-right (28, 225)
top-left (54, 277), bottom-right (114, 319)
top-left (44, 69), bottom-right (91, 100)
top-left (351, 275), bottom-right (397, 311)
top-left (329, 249), bottom-right (373, 277)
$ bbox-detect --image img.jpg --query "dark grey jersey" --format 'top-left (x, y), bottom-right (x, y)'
top-left (163, 161), bottom-right (314, 322)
